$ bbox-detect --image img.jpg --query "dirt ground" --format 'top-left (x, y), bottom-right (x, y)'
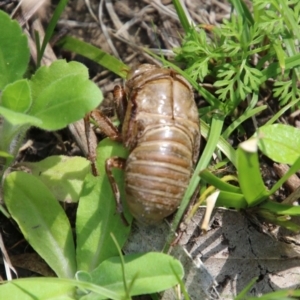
top-left (1, 0), bottom-right (300, 299)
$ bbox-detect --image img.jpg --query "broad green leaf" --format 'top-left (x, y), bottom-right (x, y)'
top-left (1, 79), bottom-right (32, 112)
top-left (76, 270), bottom-right (93, 283)
top-left (237, 139), bottom-right (269, 206)
top-left (30, 60), bottom-right (88, 102)
top-left (29, 60), bottom-right (103, 130)
top-left (0, 277), bottom-right (123, 300)
top-left (0, 10), bottom-right (29, 89)
top-left (258, 124), bottom-right (300, 164)
top-left (0, 150), bottom-right (14, 165)
top-left (0, 278), bottom-right (75, 300)
top-left (76, 138), bottom-right (131, 271)
top-left (83, 252), bottom-right (184, 299)
top-left (31, 74), bottom-right (102, 130)
top-left (0, 112), bottom-right (33, 156)
top-left (0, 106), bottom-right (42, 126)
top-left (4, 172), bottom-right (76, 278)
top-left (22, 156), bottom-right (90, 203)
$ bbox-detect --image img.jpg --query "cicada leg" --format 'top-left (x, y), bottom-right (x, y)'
top-left (105, 156), bottom-right (128, 226)
top-left (85, 109), bottom-right (122, 176)
top-left (113, 85), bottom-right (127, 124)
top-left (84, 85), bottom-right (129, 225)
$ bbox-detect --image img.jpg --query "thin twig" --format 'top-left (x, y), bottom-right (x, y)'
top-left (105, 0), bottom-right (130, 39)
top-left (84, 0), bottom-right (98, 22)
top-left (98, 0), bottom-right (121, 59)
top-left (143, 0), bottom-right (179, 21)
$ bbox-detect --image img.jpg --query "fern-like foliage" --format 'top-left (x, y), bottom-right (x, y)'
top-left (174, 0), bottom-right (300, 114)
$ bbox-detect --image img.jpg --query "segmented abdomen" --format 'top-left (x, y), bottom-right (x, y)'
top-left (125, 123), bottom-right (194, 224)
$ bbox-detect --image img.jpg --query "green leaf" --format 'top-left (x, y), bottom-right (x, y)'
top-left (258, 124), bottom-right (300, 164)
top-left (216, 191), bottom-right (248, 208)
top-left (76, 138), bottom-right (131, 271)
top-left (58, 36), bottom-right (129, 79)
top-left (0, 278), bottom-right (75, 300)
top-left (237, 138), bottom-right (269, 206)
top-left (30, 60), bottom-right (88, 102)
top-left (29, 60), bottom-right (103, 130)
top-left (0, 106), bottom-right (42, 126)
top-left (1, 79), bottom-right (31, 112)
top-left (259, 200), bottom-right (300, 217)
top-left (200, 169), bottom-right (242, 194)
top-left (21, 156), bottom-right (90, 203)
top-left (76, 271), bottom-right (93, 283)
top-left (0, 10), bottom-right (29, 89)
top-left (83, 252), bottom-right (184, 299)
top-left (0, 277), bottom-right (123, 300)
top-left (0, 79), bottom-right (38, 153)
top-left (0, 150), bottom-right (14, 165)
top-left (254, 207), bottom-right (300, 232)
top-left (4, 172), bottom-right (76, 278)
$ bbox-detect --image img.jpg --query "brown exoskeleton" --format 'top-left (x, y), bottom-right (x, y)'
top-left (86, 64), bottom-right (200, 225)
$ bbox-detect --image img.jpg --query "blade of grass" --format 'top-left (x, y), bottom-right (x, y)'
top-left (235, 277), bottom-right (258, 300)
top-left (265, 97), bottom-right (300, 125)
top-left (286, 41), bottom-right (300, 79)
top-left (229, 0), bottom-right (254, 24)
top-left (222, 105), bottom-right (267, 140)
top-left (58, 36), bottom-right (129, 78)
top-left (259, 201), bottom-right (300, 216)
top-left (163, 115), bottom-right (225, 252)
top-left (110, 233), bottom-right (130, 298)
top-left (172, 0), bottom-right (191, 33)
top-left (246, 289), bottom-right (300, 300)
top-left (200, 169), bottom-right (241, 194)
top-left (37, 0), bottom-right (69, 67)
top-left (268, 156), bottom-right (300, 196)
top-left (261, 54), bottom-right (300, 83)
top-left (201, 119), bottom-right (237, 167)
top-left (170, 262), bottom-right (190, 300)
top-left (281, 1), bottom-right (300, 42)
